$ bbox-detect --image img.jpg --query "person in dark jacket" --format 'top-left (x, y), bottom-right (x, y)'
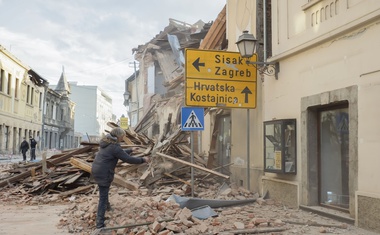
top-left (19, 137), bottom-right (29, 162)
top-left (91, 127), bottom-right (150, 229)
top-left (29, 136), bottom-right (37, 161)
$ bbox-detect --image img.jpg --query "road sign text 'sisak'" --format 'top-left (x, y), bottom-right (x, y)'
top-left (185, 49), bottom-right (257, 109)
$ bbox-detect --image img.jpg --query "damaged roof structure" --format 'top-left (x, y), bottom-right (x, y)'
top-left (125, 6), bottom-right (227, 161)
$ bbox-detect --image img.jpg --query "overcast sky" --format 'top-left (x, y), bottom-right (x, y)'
top-left (0, 0), bottom-right (226, 119)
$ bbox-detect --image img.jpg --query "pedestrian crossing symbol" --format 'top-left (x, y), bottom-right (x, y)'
top-left (181, 107), bottom-right (204, 131)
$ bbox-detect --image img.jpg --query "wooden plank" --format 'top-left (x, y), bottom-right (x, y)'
top-left (50, 146), bottom-right (93, 165)
top-left (156, 152), bottom-right (229, 179)
top-left (0, 147), bottom-right (92, 188)
top-left (59, 185), bottom-right (94, 198)
top-left (199, 5), bottom-right (226, 50)
top-left (64, 172), bottom-right (84, 185)
top-left (70, 158), bottom-right (91, 172)
top-left (201, 162), bottom-right (234, 180)
top-left (163, 172), bottom-right (191, 186)
top-left (179, 145), bottom-right (206, 166)
top-left (70, 157), bottom-right (139, 190)
top-left (122, 136), bottom-right (134, 145)
top-left (223, 227), bottom-right (287, 234)
top-left (144, 162), bottom-right (186, 186)
top-left (139, 169), bottom-right (151, 181)
top-left (113, 175), bottom-right (139, 191)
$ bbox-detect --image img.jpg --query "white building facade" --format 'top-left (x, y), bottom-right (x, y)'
top-left (69, 82), bottom-right (113, 141)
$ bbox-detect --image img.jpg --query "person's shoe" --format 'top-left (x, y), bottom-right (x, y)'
top-left (106, 203), bottom-right (112, 211)
top-left (96, 224), bottom-right (105, 229)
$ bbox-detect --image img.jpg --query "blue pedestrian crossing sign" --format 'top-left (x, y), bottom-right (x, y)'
top-left (181, 107), bottom-right (204, 131)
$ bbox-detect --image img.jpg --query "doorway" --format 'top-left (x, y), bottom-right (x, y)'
top-left (318, 106), bottom-right (349, 210)
top-left (216, 115), bottom-right (231, 175)
top-left (301, 86), bottom-right (358, 216)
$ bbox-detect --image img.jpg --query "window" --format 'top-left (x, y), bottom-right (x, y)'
top-left (264, 119), bottom-right (297, 174)
top-left (52, 103), bottom-right (56, 120)
top-left (39, 92), bottom-right (42, 108)
top-left (7, 73), bottom-right (11, 95)
top-left (61, 108), bottom-right (64, 121)
top-left (15, 78), bottom-right (19, 98)
top-left (319, 106), bottom-right (349, 209)
top-left (27, 85), bottom-right (30, 103)
top-left (31, 87), bottom-right (34, 105)
top-left (0, 69), bottom-right (4, 92)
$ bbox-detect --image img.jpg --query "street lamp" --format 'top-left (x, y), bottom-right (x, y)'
top-left (123, 91), bottom-right (130, 106)
top-left (236, 30), bottom-right (279, 79)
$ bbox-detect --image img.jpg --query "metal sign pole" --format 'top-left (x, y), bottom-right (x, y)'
top-left (247, 109), bottom-right (250, 191)
top-left (191, 131), bottom-right (194, 197)
top-left (181, 107), bottom-right (204, 198)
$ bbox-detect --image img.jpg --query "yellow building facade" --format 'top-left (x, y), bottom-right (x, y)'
top-left (0, 45), bottom-right (45, 155)
top-left (225, 0), bottom-right (380, 232)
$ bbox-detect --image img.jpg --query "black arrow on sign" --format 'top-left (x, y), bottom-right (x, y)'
top-left (192, 57), bottom-right (205, 72)
top-left (241, 86), bottom-right (252, 103)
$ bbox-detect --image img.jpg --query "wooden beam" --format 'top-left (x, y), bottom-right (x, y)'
top-left (139, 169), bottom-right (151, 181)
top-left (70, 158), bottom-right (91, 172)
top-left (156, 152), bottom-right (229, 179)
top-left (0, 170), bottom-right (32, 188)
top-left (113, 175), bottom-right (139, 191)
top-left (59, 185), bottom-right (94, 198)
top-left (201, 162), bottom-right (234, 180)
top-left (163, 172), bottom-right (191, 186)
top-left (283, 220), bottom-right (348, 229)
top-left (70, 157), bottom-right (139, 191)
top-left (50, 146), bottom-right (93, 165)
top-left (222, 227), bottom-right (287, 234)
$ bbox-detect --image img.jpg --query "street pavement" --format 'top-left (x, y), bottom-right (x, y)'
top-left (0, 149), bottom-right (61, 164)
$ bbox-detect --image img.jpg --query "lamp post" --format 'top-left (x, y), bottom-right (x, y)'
top-left (236, 30), bottom-right (279, 79)
top-left (123, 91), bottom-right (130, 104)
top-left (235, 31), bottom-right (280, 191)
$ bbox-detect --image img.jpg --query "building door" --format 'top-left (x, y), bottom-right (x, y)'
top-left (217, 115), bottom-right (231, 175)
top-left (319, 106), bottom-right (349, 210)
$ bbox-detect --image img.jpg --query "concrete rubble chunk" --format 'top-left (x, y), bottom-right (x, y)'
top-left (234, 221), bottom-right (245, 229)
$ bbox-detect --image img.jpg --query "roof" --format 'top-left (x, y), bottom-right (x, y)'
top-left (199, 4), bottom-right (226, 50)
top-left (28, 69), bottom-right (49, 87)
top-left (55, 66), bottom-right (71, 95)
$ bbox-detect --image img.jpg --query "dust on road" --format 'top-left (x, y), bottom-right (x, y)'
top-left (0, 204), bottom-right (69, 235)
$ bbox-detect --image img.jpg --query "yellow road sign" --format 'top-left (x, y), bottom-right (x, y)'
top-left (186, 79), bottom-right (256, 108)
top-left (186, 49), bottom-right (257, 82)
top-left (120, 117), bottom-right (129, 129)
top-left (185, 49), bottom-right (257, 108)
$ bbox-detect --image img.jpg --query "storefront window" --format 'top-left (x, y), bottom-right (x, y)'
top-left (264, 119), bottom-right (296, 174)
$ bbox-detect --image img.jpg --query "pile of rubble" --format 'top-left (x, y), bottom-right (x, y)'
top-left (57, 183), bottom-right (260, 234)
top-left (0, 159), bottom-right (352, 235)
top-left (0, 119), bottom-right (355, 235)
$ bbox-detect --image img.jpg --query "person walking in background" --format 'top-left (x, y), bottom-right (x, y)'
top-left (29, 136), bottom-right (37, 161)
top-left (91, 127), bottom-right (150, 229)
top-left (19, 137), bottom-right (29, 162)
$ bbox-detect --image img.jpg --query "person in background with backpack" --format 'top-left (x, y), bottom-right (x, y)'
top-left (19, 137), bottom-right (29, 162)
top-left (29, 136), bottom-right (37, 161)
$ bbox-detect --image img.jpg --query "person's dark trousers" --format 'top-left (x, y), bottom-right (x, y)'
top-left (30, 148), bottom-right (36, 161)
top-left (22, 150), bottom-right (27, 161)
top-left (96, 185), bottom-right (110, 229)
